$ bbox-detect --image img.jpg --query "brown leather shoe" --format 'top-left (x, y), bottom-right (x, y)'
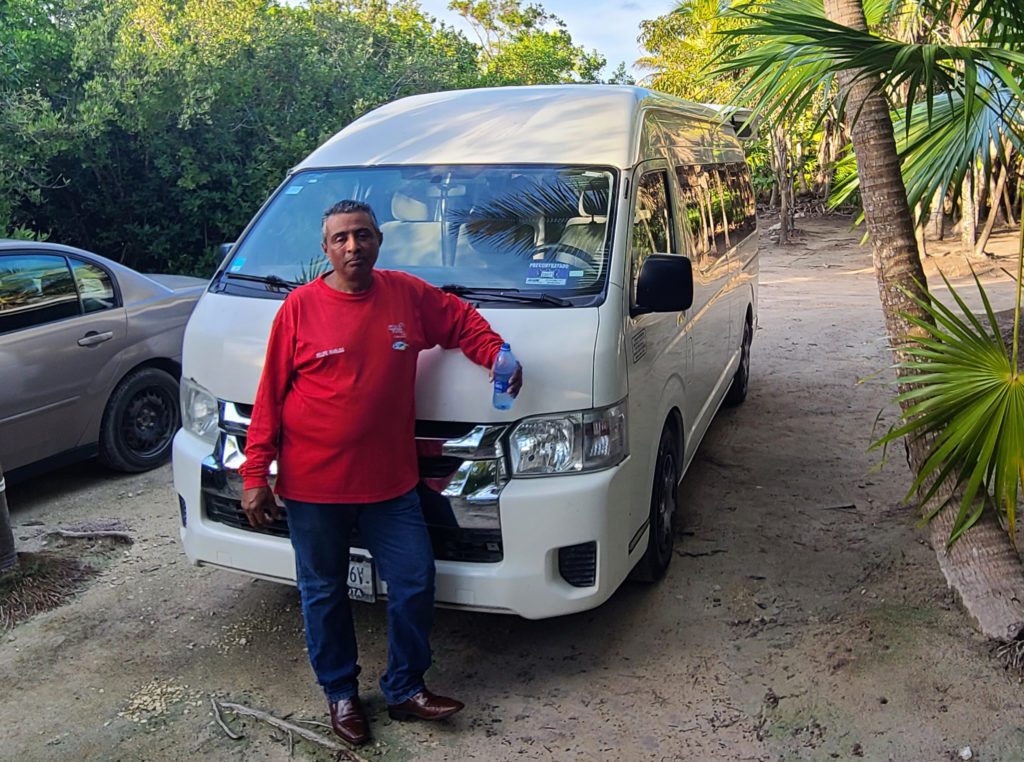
top-left (329, 696), bottom-right (370, 746)
top-left (387, 689), bottom-right (465, 721)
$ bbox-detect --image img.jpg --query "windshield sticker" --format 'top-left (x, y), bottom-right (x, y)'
top-left (525, 262), bottom-right (570, 286)
top-left (229, 257), bottom-right (246, 272)
top-left (569, 270), bottom-right (585, 277)
top-left (285, 185), bottom-right (303, 195)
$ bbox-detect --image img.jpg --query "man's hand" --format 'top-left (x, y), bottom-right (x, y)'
top-left (241, 486), bottom-right (281, 528)
top-left (489, 361), bottom-right (524, 397)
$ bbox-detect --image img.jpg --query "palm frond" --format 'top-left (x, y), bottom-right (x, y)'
top-left (718, 1), bottom-right (1024, 142)
top-left (873, 273), bottom-right (1024, 547)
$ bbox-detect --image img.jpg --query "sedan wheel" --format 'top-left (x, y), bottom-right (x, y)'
top-left (99, 367), bottom-right (180, 472)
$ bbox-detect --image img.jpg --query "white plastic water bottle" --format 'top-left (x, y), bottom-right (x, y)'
top-left (492, 343), bottom-right (517, 410)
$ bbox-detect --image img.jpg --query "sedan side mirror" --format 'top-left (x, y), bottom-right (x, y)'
top-left (632, 254), bottom-right (694, 316)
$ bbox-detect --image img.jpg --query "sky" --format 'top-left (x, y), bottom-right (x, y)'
top-left (416, 0), bottom-right (680, 80)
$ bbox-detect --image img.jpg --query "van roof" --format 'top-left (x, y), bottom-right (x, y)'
top-left (294, 85), bottom-right (729, 171)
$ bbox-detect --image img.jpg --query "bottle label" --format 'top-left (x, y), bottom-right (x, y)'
top-left (494, 377), bottom-right (510, 393)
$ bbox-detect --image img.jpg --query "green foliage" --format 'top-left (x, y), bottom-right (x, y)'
top-left (451, 0), bottom-right (605, 84)
top-left (717, 0), bottom-right (1024, 214)
top-left (0, 0), bottom-right (605, 271)
top-left (604, 62), bottom-right (634, 85)
top-left (637, 0), bottom-right (749, 105)
top-left (873, 265), bottom-right (1024, 546)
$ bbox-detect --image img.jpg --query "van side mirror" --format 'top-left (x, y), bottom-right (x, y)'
top-left (218, 242), bottom-right (236, 261)
top-left (632, 254), bottom-right (694, 316)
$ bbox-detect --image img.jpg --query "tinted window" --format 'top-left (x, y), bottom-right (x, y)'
top-left (675, 165), bottom-right (716, 264)
top-left (676, 161), bottom-right (757, 263)
top-left (225, 165), bottom-right (616, 298)
top-left (631, 170), bottom-right (675, 295)
top-left (0, 254), bottom-right (80, 333)
top-left (71, 259), bottom-right (117, 313)
top-left (723, 162), bottom-right (757, 247)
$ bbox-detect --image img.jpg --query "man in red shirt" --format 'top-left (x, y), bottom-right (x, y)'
top-left (240, 200), bottom-right (522, 746)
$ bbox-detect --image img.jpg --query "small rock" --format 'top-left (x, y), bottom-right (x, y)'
top-left (959, 746), bottom-right (973, 760)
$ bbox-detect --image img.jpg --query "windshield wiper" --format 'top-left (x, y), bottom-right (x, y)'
top-left (441, 285), bottom-right (571, 307)
top-left (221, 272), bottom-right (299, 292)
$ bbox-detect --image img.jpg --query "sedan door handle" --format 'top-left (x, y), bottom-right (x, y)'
top-left (78, 331), bottom-right (114, 347)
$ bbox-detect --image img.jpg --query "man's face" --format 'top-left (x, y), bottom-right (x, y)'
top-left (321, 211), bottom-right (382, 282)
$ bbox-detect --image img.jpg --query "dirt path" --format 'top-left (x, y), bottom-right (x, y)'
top-left (3, 217), bottom-right (1022, 761)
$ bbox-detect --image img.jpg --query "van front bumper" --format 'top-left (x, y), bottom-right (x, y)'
top-left (173, 429), bottom-right (638, 620)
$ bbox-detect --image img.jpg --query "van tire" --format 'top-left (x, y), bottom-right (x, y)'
top-left (723, 316), bottom-right (752, 407)
top-left (98, 367), bottom-right (180, 472)
top-left (630, 426), bottom-right (679, 582)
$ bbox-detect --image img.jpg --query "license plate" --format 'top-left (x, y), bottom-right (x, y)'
top-left (347, 554), bottom-right (375, 603)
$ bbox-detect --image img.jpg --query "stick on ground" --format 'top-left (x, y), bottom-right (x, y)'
top-left (51, 530), bottom-right (134, 543)
top-left (216, 699), bottom-right (369, 761)
top-left (209, 697), bottom-right (243, 740)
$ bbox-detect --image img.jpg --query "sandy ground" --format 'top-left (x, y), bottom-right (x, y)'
top-left (3, 217), bottom-right (1023, 762)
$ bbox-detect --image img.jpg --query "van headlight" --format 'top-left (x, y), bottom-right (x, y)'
top-left (508, 402), bottom-right (627, 476)
top-left (180, 378), bottom-right (219, 444)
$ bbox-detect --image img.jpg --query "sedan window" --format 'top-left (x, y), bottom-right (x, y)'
top-left (71, 259), bottom-right (117, 313)
top-left (0, 254), bottom-right (80, 333)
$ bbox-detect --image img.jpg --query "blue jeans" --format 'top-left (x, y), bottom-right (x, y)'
top-left (284, 489), bottom-right (435, 705)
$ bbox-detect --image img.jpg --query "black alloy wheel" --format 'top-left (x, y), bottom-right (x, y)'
top-left (631, 426), bottom-right (679, 582)
top-left (99, 367), bottom-right (181, 472)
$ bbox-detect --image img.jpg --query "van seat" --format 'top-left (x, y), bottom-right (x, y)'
top-left (552, 190), bottom-right (608, 274)
top-left (379, 189), bottom-right (442, 267)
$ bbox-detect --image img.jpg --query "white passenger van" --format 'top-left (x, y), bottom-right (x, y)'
top-left (173, 85), bottom-right (758, 619)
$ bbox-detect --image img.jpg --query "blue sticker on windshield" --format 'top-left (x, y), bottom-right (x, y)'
top-left (525, 262), bottom-right (571, 286)
top-left (285, 185), bottom-right (303, 195)
top-left (229, 257), bottom-right (246, 272)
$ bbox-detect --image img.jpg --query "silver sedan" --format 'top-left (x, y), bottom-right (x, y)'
top-left (0, 240), bottom-right (206, 483)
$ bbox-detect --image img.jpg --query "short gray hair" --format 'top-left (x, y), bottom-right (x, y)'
top-left (321, 200), bottom-right (381, 242)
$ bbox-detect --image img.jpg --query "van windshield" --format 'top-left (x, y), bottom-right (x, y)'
top-left (219, 165), bottom-right (616, 301)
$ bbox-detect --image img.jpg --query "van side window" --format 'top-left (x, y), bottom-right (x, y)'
top-left (723, 162), bottom-right (757, 248)
top-left (675, 165), bottom-right (714, 264)
top-left (0, 254), bottom-right (80, 334)
top-left (631, 171), bottom-right (675, 290)
top-left (676, 161), bottom-right (757, 262)
top-left (709, 165), bottom-right (732, 255)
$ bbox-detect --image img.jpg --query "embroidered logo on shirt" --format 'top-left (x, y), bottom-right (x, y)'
top-left (315, 347), bottom-right (346, 359)
top-left (392, 341), bottom-right (408, 351)
top-left (388, 323), bottom-right (407, 339)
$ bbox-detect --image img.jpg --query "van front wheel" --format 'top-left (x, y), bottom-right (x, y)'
top-left (631, 426), bottom-right (678, 582)
top-left (724, 317), bottom-right (752, 407)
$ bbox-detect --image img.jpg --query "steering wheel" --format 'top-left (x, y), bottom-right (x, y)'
top-left (534, 242), bottom-right (598, 271)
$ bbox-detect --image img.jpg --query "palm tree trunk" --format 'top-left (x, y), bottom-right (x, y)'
top-left (962, 168), bottom-right (980, 257)
top-left (915, 202), bottom-right (927, 258)
top-left (772, 124), bottom-right (793, 244)
top-left (976, 163), bottom-right (1008, 257)
top-left (1003, 179), bottom-right (1017, 226)
top-left (929, 188), bottom-right (945, 241)
top-left (0, 463), bottom-right (15, 574)
top-left (823, 0), bottom-right (1024, 642)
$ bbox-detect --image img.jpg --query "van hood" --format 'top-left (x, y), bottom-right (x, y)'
top-left (182, 292), bottom-right (597, 421)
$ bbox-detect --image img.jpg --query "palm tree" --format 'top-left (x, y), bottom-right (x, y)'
top-left (718, 0), bottom-right (1024, 640)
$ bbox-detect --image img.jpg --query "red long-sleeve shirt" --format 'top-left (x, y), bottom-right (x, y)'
top-left (240, 270), bottom-right (504, 503)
